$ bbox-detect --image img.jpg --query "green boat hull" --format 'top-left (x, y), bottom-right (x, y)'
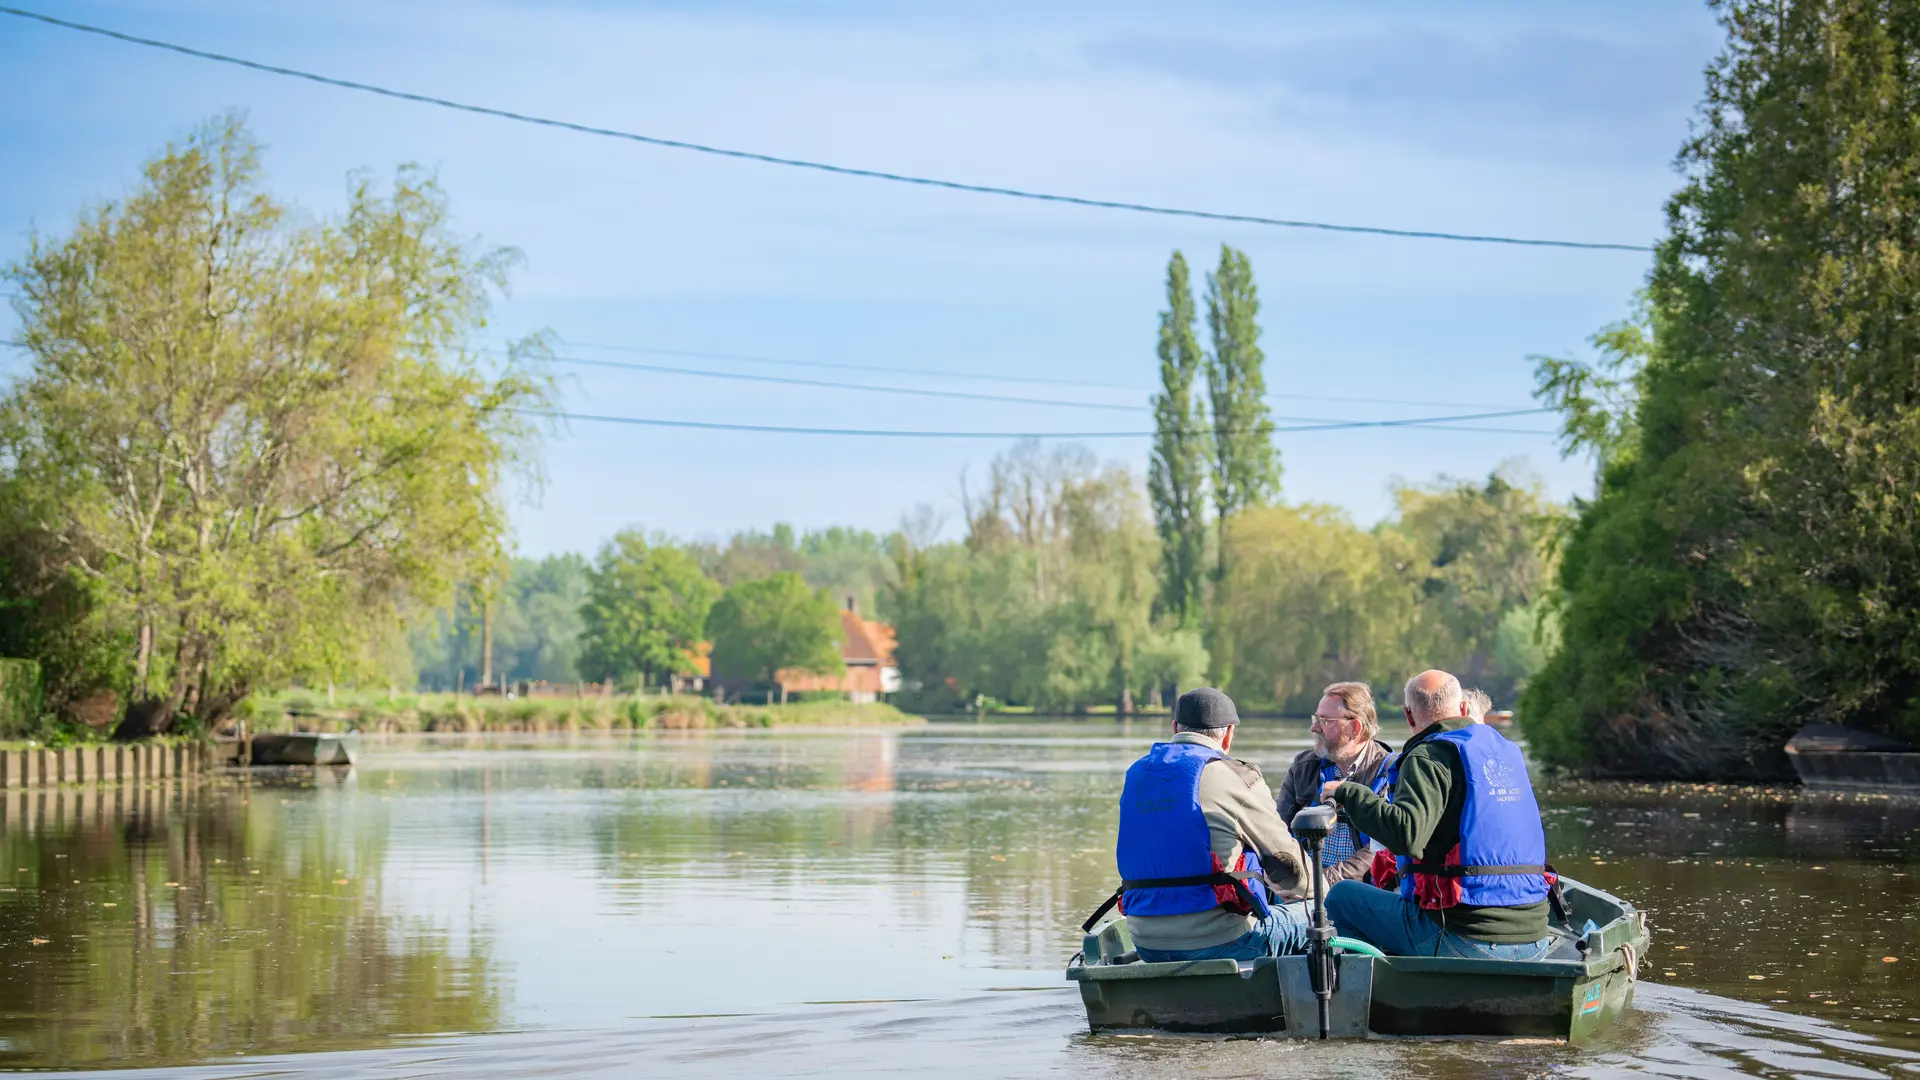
top-left (1068, 878), bottom-right (1647, 1043)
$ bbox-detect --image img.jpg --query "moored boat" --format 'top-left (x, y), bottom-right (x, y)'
top-left (1067, 876), bottom-right (1647, 1042)
top-left (1784, 724), bottom-right (1920, 793)
top-left (246, 731), bottom-right (360, 767)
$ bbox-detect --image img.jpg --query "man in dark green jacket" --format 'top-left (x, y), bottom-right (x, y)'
top-left (1317, 669), bottom-right (1555, 959)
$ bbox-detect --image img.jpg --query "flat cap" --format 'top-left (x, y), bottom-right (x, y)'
top-left (1175, 687), bottom-right (1240, 730)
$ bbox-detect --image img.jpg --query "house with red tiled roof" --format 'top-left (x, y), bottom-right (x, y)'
top-left (777, 599), bottom-right (900, 703)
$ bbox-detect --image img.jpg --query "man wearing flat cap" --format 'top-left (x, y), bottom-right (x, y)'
top-left (1103, 687), bottom-right (1312, 961)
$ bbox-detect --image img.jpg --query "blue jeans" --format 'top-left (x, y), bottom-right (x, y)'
top-left (1136, 903), bottom-right (1314, 962)
top-left (1325, 880), bottom-right (1555, 959)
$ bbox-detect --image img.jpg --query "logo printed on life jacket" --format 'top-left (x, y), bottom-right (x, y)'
top-left (1482, 757), bottom-right (1520, 800)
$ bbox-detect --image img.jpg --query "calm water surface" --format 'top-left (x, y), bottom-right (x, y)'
top-left (2, 721), bottom-right (1917, 1077)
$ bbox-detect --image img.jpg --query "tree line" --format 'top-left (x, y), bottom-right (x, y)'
top-left (0, 113), bottom-right (1561, 739)
top-left (1521, 0), bottom-right (1920, 778)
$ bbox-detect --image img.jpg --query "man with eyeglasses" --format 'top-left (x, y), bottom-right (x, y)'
top-left (1273, 681), bottom-right (1397, 895)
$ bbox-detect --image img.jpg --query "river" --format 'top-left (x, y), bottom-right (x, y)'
top-left (2, 721), bottom-right (1916, 1077)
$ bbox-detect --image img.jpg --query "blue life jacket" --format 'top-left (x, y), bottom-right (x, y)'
top-left (1116, 742), bottom-right (1272, 919)
top-left (1385, 725), bottom-right (1548, 910)
top-left (1316, 752), bottom-right (1396, 852)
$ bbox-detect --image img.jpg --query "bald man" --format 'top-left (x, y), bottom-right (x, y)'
top-left (1315, 670), bottom-right (1555, 959)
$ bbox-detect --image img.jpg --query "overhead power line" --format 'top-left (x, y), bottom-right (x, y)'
top-left (540, 351), bottom-right (1142, 412)
top-left (539, 338), bottom-right (1532, 410)
top-left (0, 6), bottom-right (1654, 254)
top-left (538, 349), bottom-right (1541, 419)
top-left (516, 406), bottom-right (1556, 438)
top-left (551, 338), bottom-right (1143, 392)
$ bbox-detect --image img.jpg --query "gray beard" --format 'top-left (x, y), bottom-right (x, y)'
top-left (1323, 740), bottom-right (1366, 770)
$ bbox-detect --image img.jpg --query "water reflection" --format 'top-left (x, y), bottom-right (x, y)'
top-left (2, 722), bottom-right (1916, 1077)
top-left (0, 774), bottom-right (504, 1070)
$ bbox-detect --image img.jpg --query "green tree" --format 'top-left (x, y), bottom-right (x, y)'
top-left (0, 115), bottom-right (547, 736)
top-left (892, 441), bottom-right (1186, 713)
top-left (1202, 245), bottom-right (1279, 692)
top-left (1147, 250), bottom-right (1211, 627)
top-left (1528, 0), bottom-right (1920, 776)
top-left (1531, 298), bottom-right (1655, 479)
top-left (409, 554), bottom-right (590, 690)
top-left (706, 571), bottom-right (843, 688)
top-left (1391, 470), bottom-right (1561, 695)
top-left (691, 523), bottom-right (805, 585)
top-left (1204, 244), bottom-right (1281, 548)
top-left (1057, 462), bottom-right (1161, 712)
top-left (1214, 504), bottom-right (1420, 711)
top-left (576, 531), bottom-right (720, 689)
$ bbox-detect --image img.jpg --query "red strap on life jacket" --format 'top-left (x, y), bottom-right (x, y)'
top-left (1411, 844), bottom-right (1466, 910)
top-left (1213, 852), bottom-right (1253, 915)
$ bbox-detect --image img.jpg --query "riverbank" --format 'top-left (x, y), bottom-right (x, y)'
top-left (239, 690), bottom-right (921, 733)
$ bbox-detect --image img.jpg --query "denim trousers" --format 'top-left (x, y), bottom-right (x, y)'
top-left (1324, 880), bottom-right (1555, 959)
top-left (1135, 902), bottom-right (1315, 962)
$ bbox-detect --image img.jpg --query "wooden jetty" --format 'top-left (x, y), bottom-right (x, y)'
top-left (0, 742), bottom-right (210, 788)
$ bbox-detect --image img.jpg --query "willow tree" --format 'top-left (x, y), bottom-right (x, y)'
top-left (0, 115), bottom-right (548, 736)
top-left (1527, 0), bottom-right (1920, 776)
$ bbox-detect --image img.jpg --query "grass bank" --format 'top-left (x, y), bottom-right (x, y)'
top-left (238, 689), bottom-right (921, 734)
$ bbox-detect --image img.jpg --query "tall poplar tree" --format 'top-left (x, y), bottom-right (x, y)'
top-left (1204, 244), bottom-right (1280, 576)
top-left (1147, 251), bottom-right (1209, 627)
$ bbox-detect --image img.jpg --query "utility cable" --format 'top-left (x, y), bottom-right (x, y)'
top-left (539, 351), bottom-right (1142, 412)
top-left (5, 334), bottom-right (1543, 415)
top-left (515, 406), bottom-right (1555, 438)
top-left (538, 350), bottom-right (1544, 421)
top-left (548, 338), bottom-right (1144, 392)
top-left (535, 338), bottom-right (1532, 410)
top-left (0, 6), bottom-right (1654, 253)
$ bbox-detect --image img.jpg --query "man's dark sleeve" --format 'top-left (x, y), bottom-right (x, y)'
top-left (1334, 749), bottom-right (1452, 858)
top-left (1272, 756), bottom-right (1307, 824)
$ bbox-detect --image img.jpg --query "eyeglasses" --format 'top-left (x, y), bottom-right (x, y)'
top-left (1310, 714), bottom-right (1357, 728)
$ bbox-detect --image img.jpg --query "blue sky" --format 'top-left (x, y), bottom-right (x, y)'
top-left (0, 0), bottom-right (1722, 556)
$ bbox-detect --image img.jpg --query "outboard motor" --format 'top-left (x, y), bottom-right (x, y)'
top-left (1290, 804), bottom-right (1338, 1039)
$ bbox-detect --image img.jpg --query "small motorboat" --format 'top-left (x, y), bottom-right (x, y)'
top-left (1070, 805), bottom-right (1648, 1043)
top-left (246, 731), bottom-right (360, 767)
top-left (1068, 875), bottom-right (1646, 1042)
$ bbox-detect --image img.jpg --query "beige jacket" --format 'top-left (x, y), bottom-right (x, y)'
top-left (1122, 732), bottom-right (1309, 952)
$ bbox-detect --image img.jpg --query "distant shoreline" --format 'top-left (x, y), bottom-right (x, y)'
top-left (241, 690), bottom-right (920, 734)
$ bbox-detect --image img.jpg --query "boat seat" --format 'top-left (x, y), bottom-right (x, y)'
top-left (1542, 926), bottom-right (1586, 961)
